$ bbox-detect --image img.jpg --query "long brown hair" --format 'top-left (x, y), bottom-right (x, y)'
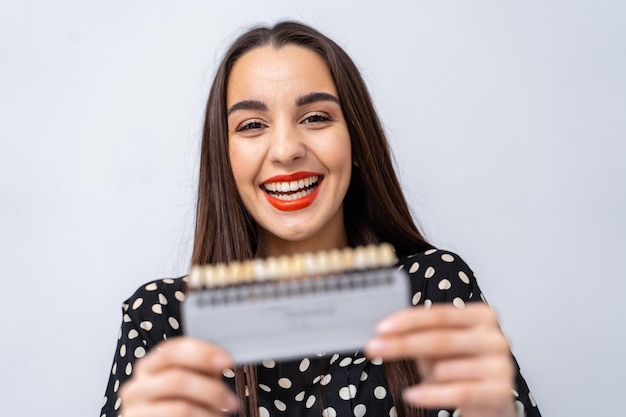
top-left (191, 21), bottom-right (431, 417)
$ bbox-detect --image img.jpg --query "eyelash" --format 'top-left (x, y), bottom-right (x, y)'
top-left (236, 120), bottom-right (265, 132)
top-left (302, 113), bottom-right (332, 124)
top-left (234, 113), bottom-right (332, 133)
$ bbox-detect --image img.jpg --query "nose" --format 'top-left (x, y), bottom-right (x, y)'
top-left (267, 122), bottom-right (306, 165)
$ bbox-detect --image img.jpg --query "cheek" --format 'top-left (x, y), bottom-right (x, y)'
top-left (320, 133), bottom-right (352, 174)
top-left (228, 145), bottom-right (249, 188)
top-left (229, 142), bottom-right (262, 190)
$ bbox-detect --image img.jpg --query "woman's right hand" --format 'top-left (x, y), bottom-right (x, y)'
top-left (119, 337), bottom-right (239, 417)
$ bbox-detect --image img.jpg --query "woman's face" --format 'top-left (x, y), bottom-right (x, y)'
top-left (227, 45), bottom-right (352, 256)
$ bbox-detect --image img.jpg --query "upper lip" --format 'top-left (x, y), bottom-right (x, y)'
top-left (261, 171), bottom-right (323, 183)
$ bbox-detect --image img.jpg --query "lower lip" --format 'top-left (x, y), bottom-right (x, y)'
top-left (263, 181), bottom-right (322, 211)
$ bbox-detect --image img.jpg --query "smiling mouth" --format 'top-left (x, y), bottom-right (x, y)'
top-left (261, 175), bottom-right (321, 201)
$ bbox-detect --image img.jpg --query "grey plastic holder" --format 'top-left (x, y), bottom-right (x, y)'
top-left (182, 267), bottom-right (409, 364)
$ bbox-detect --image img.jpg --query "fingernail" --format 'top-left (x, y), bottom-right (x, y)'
top-left (365, 338), bottom-right (385, 355)
top-left (402, 387), bottom-right (422, 403)
top-left (213, 354), bottom-right (233, 369)
top-left (223, 393), bottom-right (239, 412)
top-left (376, 318), bottom-right (394, 333)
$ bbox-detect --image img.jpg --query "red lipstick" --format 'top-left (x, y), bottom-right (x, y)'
top-left (262, 171), bottom-right (321, 183)
top-left (261, 171), bottom-right (323, 211)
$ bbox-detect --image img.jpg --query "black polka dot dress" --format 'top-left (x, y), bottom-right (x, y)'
top-left (101, 249), bottom-right (541, 417)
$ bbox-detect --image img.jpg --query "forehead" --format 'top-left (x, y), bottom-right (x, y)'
top-left (226, 45), bottom-right (338, 105)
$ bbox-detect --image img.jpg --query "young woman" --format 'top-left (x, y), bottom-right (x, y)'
top-left (101, 21), bottom-right (541, 417)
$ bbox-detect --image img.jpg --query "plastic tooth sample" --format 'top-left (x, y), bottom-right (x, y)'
top-left (378, 243), bottom-right (397, 265)
top-left (241, 261), bottom-right (255, 284)
top-left (273, 256), bottom-right (289, 280)
top-left (327, 249), bottom-right (343, 274)
top-left (302, 253), bottom-right (319, 276)
top-left (289, 254), bottom-right (306, 278)
top-left (353, 246), bottom-right (368, 269)
top-left (315, 251), bottom-right (331, 276)
top-left (253, 259), bottom-right (269, 282)
top-left (365, 244), bottom-right (379, 268)
top-left (229, 262), bottom-right (243, 284)
top-left (340, 247), bottom-right (355, 271)
top-left (265, 257), bottom-right (279, 281)
top-left (188, 266), bottom-right (203, 289)
top-left (214, 264), bottom-right (228, 287)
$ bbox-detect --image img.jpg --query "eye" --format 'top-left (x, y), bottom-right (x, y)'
top-left (236, 120), bottom-right (265, 133)
top-left (302, 113), bottom-right (332, 125)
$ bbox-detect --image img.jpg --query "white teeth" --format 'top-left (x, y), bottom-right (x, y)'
top-left (263, 175), bottom-right (319, 197)
top-left (270, 188), bottom-right (312, 201)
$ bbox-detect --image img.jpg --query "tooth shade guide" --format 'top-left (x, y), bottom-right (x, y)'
top-left (186, 243), bottom-right (397, 290)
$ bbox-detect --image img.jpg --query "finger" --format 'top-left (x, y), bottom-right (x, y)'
top-left (424, 356), bottom-right (514, 384)
top-left (402, 380), bottom-right (513, 411)
top-left (376, 304), bottom-right (498, 335)
top-left (365, 328), bottom-right (509, 360)
top-left (121, 369), bottom-right (239, 413)
top-left (136, 337), bottom-right (233, 377)
top-left (416, 359), bottom-right (434, 384)
top-left (123, 399), bottom-right (232, 417)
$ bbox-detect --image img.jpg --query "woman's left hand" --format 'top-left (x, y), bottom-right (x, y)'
top-left (365, 303), bottom-right (517, 417)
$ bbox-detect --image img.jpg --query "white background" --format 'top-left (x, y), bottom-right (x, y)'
top-left (1, 1), bottom-right (624, 416)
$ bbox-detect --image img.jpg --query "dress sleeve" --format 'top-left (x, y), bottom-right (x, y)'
top-left (100, 279), bottom-right (185, 417)
top-left (399, 249), bottom-right (542, 417)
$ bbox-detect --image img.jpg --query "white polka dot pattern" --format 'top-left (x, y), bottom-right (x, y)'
top-left (323, 407), bottom-right (337, 417)
top-left (274, 399), bottom-right (286, 411)
top-left (339, 384), bottom-right (357, 400)
top-left (133, 346), bottom-right (145, 358)
top-left (354, 404), bottom-right (367, 416)
top-left (278, 378), bottom-right (292, 388)
top-left (131, 298), bottom-right (143, 310)
top-left (100, 250), bottom-right (540, 417)
top-left (168, 317), bottom-right (179, 329)
top-left (453, 297), bottom-right (466, 309)
top-left (320, 374), bottom-right (332, 385)
top-left (374, 386), bottom-right (387, 399)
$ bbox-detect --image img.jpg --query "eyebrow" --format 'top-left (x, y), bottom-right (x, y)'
top-left (227, 100), bottom-right (268, 116)
top-left (295, 92), bottom-right (340, 107)
top-left (227, 92), bottom-right (340, 116)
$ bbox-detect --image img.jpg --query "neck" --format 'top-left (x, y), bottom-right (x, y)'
top-left (256, 221), bottom-right (348, 257)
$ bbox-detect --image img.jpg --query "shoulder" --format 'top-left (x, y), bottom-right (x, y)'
top-left (397, 248), bottom-right (485, 306)
top-left (122, 277), bottom-right (187, 310)
top-left (396, 248), bottom-right (475, 279)
top-left (120, 277), bottom-right (188, 340)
